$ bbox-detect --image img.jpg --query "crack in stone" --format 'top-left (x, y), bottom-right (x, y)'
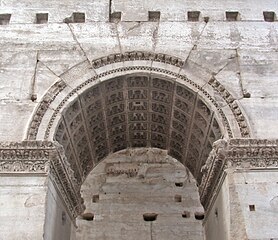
top-left (66, 23), bottom-right (93, 69)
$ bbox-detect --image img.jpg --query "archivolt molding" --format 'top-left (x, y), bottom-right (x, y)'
top-left (0, 141), bottom-right (84, 219)
top-left (91, 51), bottom-right (185, 69)
top-left (26, 51), bottom-right (251, 142)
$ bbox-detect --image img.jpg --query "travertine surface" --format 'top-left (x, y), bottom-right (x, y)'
top-left (0, 1), bottom-right (277, 240)
top-left (205, 169), bottom-right (278, 240)
top-left (0, 176), bottom-right (47, 240)
top-left (75, 149), bottom-right (204, 240)
top-left (0, 0), bottom-right (277, 141)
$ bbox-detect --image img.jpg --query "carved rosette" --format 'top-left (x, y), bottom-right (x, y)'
top-left (0, 141), bottom-right (84, 219)
top-left (199, 138), bottom-right (278, 209)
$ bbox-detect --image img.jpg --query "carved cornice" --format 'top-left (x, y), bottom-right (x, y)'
top-left (208, 77), bottom-right (250, 138)
top-left (50, 143), bottom-right (84, 218)
top-left (0, 141), bottom-right (54, 173)
top-left (199, 138), bottom-right (278, 209)
top-left (227, 139), bottom-right (278, 168)
top-left (0, 141), bottom-right (84, 219)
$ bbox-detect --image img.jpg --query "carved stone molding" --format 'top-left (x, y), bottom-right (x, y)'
top-left (199, 138), bottom-right (278, 209)
top-left (92, 51), bottom-right (185, 69)
top-left (0, 141), bottom-right (54, 173)
top-left (26, 52), bottom-right (251, 142)
top-left (27, 80), bottom-right (67, 140)
top-left (227, 139), bottom-right (278, 168)
top-left (199, 139), bottom-right (228, 209)
top-left (0, 141), bottom-right (84, 219)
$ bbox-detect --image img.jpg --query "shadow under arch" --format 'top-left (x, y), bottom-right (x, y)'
top-left (25, 51), bottom-right (252, 216)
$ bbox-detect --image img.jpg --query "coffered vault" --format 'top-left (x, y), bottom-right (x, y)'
top-left (54, 74), bottom-right (223, 184)
top-left (25, 52), bottom-right (252, 186)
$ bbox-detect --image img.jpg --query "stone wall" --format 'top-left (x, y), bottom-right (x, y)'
top-left (0, 1), bottom-right (278, 240)
top-left (0, 176), bottom-right (47, 240)
top-left (0, 0), bottom-right (277, 141)
top-left (75, 148), bottom-right (204, 240)
top-left (205, 170), bottom-right (278, 240)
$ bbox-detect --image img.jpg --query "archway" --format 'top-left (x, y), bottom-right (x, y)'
top-left (25, 52), bottom-right (253, 239)
top-left (54, 73), bottom-right (225, 185)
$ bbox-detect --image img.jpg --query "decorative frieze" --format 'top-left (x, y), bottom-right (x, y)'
top-left (227, 139), bottom-right (278, 168)
top-left (0, 141), bottom-right (84, 219)
top-left (199, 139), bottom-right (228, 209)
top-left (1, 139), bottom-right (277, 217)
top-left (199, 138), bottom-right (278, 209)
top-left (0, 141), bottom-right (54, 173)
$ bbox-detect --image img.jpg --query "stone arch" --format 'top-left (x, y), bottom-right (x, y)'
top-left (26, 52), bottom-right (251, 143)
top-left (24, 51), bottom-right (252, 215)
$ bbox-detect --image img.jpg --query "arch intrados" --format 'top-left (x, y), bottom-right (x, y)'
top-left (51, 72), bottom-right (228, 184)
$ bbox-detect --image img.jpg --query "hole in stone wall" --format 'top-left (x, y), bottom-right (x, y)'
top-left (214, 208), bottom-right (218, 217)
top-left (243, 92), bottom-right (251, 98)
top-left (194, 212), bottom-right (205, 220)
top-left (72, 12), bottom-right (85, 23)
top-left (148, 11), bottom-right (160, 22)
top-left (203, 16), bottom-right (209, 23)
top-left (92, 195), bottom-right (99, 203)
top-left (182, 211), bottom-right (190, 218)
top-left (263, 11), bottom-right (275, 22)
top-left (110, 12), bottom-right (121, 23)
top-left (0, 14), bottom-right (11, 25)
top-left (143, 213), bottom-right (158, 221)
top-left (36, 13), bottom-right (48, 24)
top-left (174, 194), bottom-right (182, 202)
top-left (82, 212), bottom-right (94, 221)
top-left (226, 11), bottom-right (239, 21)
top-left (187, 11), bottom-right (200, 21)
top-left (249, 204), bottom-right (255, 211)
top-left (64, 12), bottom-right (85, 23)
top-left (62, 211), bottom-right (67, 225)
top-left (175, 182), bottom-right (183, 187)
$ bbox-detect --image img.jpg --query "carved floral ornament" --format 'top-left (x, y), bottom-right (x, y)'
top-left (0, 141), bottom-right (84, 219)
top-left (26, 51), bottom-right (251, 142)
top-left (199, 138), bottom-right (278, 209)
top-left (1, 139), bottom-right (278, 215)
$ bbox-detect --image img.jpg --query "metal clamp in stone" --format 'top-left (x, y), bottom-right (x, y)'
top-left (199, 139), bottom-right (228, 209)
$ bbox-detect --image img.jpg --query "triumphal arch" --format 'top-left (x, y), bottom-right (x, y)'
top-left (0, 0), bottom-right (277, 239)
